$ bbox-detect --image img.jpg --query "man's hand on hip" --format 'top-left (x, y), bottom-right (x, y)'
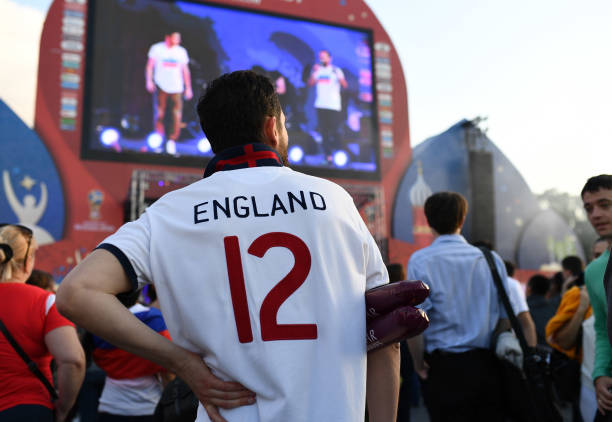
top-left (176, 350), bottom-right (256, 422)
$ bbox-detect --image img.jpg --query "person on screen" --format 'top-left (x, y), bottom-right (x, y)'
top-left (308, 50), bottom-right (347, 163)
top-left (145, 32), bottom-right (193, 155)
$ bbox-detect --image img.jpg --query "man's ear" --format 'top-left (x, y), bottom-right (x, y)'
top-left (262, 115), bottom-right (279, 148)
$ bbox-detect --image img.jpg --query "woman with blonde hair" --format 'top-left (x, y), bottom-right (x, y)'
top-left (0, 224), bottom-right (85, 422)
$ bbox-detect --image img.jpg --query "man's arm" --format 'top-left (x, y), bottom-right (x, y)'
top-left (56, 249), bottom-right (255, 422)
top-left (182, 63), bottom-right (193, 100)
top-left (146, 57), bottom-right (156, 93)
top-left (517, 311), bottom-right (537, 347)
top-left (586, 266), bottom-right (612, 414)
top-left (366, 343), bottom-right (400, 422)
top-left (307, 64), bottom-right (320, 86)
top-left (505, 277), bottom-right (536, 347)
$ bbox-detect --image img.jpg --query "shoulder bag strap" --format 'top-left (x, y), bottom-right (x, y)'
top-left (0, 318), bottom-right (58, 401)
top-left (478, 246), bottom-right (530, 354)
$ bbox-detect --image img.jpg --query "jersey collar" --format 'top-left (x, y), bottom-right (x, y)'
top-left (203, 143), bottom-right (283, 179)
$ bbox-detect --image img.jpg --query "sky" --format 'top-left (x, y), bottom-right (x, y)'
top-left (2, 0), bottom-right (610, 195)
top-left (1, 0), bottom-right (49, 127)
top-left (364, 0), bottom-right (612, 195)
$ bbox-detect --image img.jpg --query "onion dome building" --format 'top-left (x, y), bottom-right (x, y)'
top-left (392, 119), bottom-right (584, 269)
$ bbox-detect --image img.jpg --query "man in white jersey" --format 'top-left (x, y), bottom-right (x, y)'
top-left (308, 50), bottom-right (347, 161)
top-left (146, 32), bottom-right (193, 155)
top-left (58, 70), bottom-right (399, 422)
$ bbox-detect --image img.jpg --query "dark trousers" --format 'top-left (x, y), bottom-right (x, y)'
top-left (423, 348), bottom-right (504, 422)
top-left (98, 413), bottom-right (154, 422)
top-left (397, 341), bottom-right (414, 421)
top-left (316, 108), bottom-right (342, 156)
top-left (595, 411), bottom-right (612, 422)
top-left (0, 404), bottom-right (53, 421)
top-left (77, 364), bottom-right (106, 422)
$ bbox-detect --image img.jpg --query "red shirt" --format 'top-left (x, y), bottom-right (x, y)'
top-left (0, 283), bottom-right (74, 411)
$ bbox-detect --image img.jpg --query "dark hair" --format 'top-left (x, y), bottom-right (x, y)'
top-left (197, 70), bottom-right (281, 153)
top-left (549, 272), bottom-right (564, 295)
top-left (386, 263), bottom-right (406, 283)
top-left (504, 261), bottom-right (515, 277)
top-left (561, 255), bottom-right (583, 276)
top-left (581, 175), bottom-right (612, 198)
top-left (26, 269), bottom-right (55, 291)
top-left (527, 275), bottom-right (550, 296)
top-left (424, 192), bottom-right (468, 235)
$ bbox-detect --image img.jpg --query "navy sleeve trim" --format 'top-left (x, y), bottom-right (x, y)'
top-left (96, 243), bottom-right (139, 292)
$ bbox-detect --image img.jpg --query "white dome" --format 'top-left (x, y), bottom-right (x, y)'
top-left (409, 162), bottom-right (432, 206)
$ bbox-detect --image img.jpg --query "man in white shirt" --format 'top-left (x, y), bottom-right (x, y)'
top-left (504, 260), bottom-right (537, 347)
top-left (145, 32), bottom-right (193, 155)
top-left (58, 70), bottom-right (399, 422)
top-left (308, 50), bottom-right (347, 161)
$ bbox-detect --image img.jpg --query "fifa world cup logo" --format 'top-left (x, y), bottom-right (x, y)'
top-left (88, 190), bottom-right (104, 220)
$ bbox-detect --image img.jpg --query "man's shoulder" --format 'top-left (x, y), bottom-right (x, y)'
top-left (177, 45), bottom-right (189, 57)
top-left (412, 237), bottom-right (476, 257)
top-left (278, 168), bottom-right (351, 196)
top-left (586, 250), bottom-right (610, 282)
top-left (409, 240), bottom-right (487, 276)
top-left (149, 41), bottom-right (165, 52)
top-left (527, 294), bottom-right (546, 307)
top-left (408, 246), bottom-right (431, 263)
top-left (408, 241), bottom-right (453, 264)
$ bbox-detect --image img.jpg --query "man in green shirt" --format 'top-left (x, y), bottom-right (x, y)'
top-left (582, 174), bottom-right (612, 417)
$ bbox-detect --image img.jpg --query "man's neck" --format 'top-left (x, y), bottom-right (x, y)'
top-left (432, 228), bottom-right (461, 240)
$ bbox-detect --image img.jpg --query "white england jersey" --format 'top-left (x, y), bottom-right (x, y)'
top-left (148, 41), bottom-right (189, 94)
top-left (313, 65), bottom-right (345, 111)
top-left (100, 164), bottom-right (388, 422)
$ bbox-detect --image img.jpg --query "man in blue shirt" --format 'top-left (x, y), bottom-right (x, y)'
top-left (407, 191), bottom-right (511, 422)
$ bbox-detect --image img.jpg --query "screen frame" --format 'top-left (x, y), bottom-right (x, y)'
top-left (80, 0), bottom-right (381, 180)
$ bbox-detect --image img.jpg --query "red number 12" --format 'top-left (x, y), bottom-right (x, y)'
top-left (224, 232), bottom-right (318, 343)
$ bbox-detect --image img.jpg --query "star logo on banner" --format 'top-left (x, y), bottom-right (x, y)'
top-left (20, 175), bottom-right (36, 191)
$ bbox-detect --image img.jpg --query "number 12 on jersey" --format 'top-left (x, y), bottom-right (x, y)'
top-left (224, 232), bottom-right (318, 343)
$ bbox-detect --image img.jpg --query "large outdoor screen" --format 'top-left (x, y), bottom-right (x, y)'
top-left (82, 0), bottom-right (380, 179)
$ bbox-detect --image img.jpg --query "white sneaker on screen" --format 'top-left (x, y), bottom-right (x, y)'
top-left (166, 140), bottom-right (177, 155)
